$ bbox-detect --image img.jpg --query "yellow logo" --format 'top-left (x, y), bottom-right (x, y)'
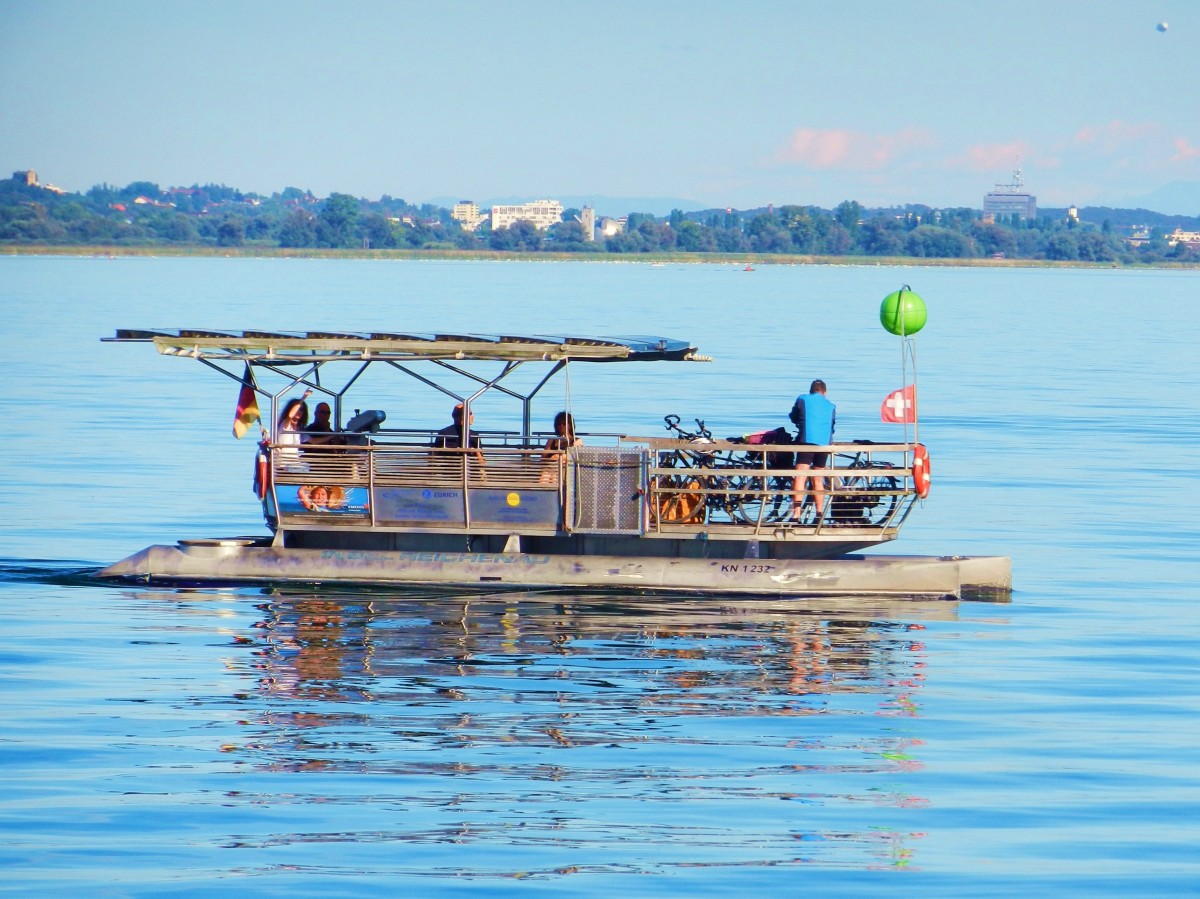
top-left (506, 492), bottom-right (521, 507)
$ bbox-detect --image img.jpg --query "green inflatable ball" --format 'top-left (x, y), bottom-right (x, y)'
top-left (880, 287), bottom-right (927, 336)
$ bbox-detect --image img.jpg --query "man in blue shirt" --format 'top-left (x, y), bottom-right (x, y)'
top-left (789, 379), bottom-right (835, 521)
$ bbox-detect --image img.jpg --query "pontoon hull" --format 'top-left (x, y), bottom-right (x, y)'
top-left (98, 540), bottom-right (1011, 599)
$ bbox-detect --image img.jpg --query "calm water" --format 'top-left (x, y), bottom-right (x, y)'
top-left (1, 256), bottom-right (1198, 896)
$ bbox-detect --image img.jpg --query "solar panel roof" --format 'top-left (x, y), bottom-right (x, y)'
top-left (106, 329), bottom-right (702, 363)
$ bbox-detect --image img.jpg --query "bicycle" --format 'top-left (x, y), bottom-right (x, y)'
top-left (723, 426), bottom-right (796, 525)
top-left (825, 442), bottom-right (900, 527)
top-left (651, 415), bottom-right (744, 524)
top-left (724, 435), bottom-right (899, 528)
top-left (651, 419), bottom-right (900, 529)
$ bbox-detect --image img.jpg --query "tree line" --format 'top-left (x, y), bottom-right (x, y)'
top-left (2, 176), bottom-right (1197, 264)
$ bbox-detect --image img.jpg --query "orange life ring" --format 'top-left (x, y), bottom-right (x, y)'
top-left (912, 444), bottom-right (931, 498)
top-left (253, 445), bottom-right (270, 500)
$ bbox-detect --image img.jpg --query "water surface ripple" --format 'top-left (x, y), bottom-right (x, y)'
top-left (2, 257), bottom-right (1198, 895)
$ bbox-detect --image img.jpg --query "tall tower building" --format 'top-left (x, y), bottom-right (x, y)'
top-left (983, 167), bottom-right (1037, 220)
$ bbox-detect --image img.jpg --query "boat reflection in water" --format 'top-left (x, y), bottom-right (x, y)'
top-left (161, 587), bottom-right (957, 875)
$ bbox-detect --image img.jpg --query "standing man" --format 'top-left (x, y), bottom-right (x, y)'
top-left (789, 379), bottom-right (836, 521)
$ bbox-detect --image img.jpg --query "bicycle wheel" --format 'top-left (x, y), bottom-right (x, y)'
top-left (728, 474), bottom-right (792, 525)
top-left (698, 451), bottom-right (740, 524)
top-left (653, 474), bottom-right (705, 524)
top-left (829, 472), bottom-right (898, 526)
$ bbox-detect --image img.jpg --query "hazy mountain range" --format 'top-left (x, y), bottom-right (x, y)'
top-left (1099, 181), bottom-right (1200, 217)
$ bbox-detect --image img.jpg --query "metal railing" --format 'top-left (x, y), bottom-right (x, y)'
top-left (266, 435), bottom-right (919, 538)
top-left (641, 438), bottom-right (918, 535)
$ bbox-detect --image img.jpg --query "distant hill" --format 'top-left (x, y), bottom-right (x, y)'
top-left (1099, 181), bottom-right (1200, 217)
top-left (1041, 206), bottom-right (1200, 231)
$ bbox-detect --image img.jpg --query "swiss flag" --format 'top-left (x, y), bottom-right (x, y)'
top-left (881, 384), bottom-right (917, 423)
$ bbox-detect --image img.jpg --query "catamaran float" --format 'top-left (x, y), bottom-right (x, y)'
top-left (98, 323), bottom-right (1009, 598)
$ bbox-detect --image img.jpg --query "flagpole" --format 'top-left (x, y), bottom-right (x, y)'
top-left (898, 286), bottom-right (917, 447)
top-left (881, 284), bottom-right (927, 465)
top-left (907, 329), bottom-right (918, 447)
top-left (900, 288), bottom-right (908, 447)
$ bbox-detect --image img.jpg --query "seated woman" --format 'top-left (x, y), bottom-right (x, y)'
top-left (276, 395), bottom-right (310, 469)
top-left (540, 411), bottom-right (581, 483)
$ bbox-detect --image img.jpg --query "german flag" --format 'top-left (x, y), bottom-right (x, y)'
top-left (233, 363), bottom-right (260, 438)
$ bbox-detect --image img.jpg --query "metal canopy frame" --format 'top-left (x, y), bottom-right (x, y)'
top-left (105, 328), bottom-right (709, 441)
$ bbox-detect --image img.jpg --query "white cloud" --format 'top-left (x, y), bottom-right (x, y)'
top-left (771, 127), bottom-right (933, 171)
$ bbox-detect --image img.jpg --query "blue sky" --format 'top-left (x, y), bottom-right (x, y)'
top-left (2, 0), bottom-right (1198, 213)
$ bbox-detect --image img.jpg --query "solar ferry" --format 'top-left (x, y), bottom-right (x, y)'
top-left (98, 327), bottom-right (1010, 599)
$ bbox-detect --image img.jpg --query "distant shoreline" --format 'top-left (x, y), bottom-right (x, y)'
top-left (1, 244), bottom-right (1196, 270)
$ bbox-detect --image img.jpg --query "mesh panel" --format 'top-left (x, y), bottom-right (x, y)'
top-left (569, 447), bottom-right (645, 534)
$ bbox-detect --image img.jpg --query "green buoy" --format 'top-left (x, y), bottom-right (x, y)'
top-left (880, 287), bottom-right (927, 336)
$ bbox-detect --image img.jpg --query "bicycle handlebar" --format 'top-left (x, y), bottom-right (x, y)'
top-left (662, 414), bottom-right (713, 442)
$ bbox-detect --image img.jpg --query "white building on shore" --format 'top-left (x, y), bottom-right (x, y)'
top-left (490, 199), bottom-right (563, 231)
top-left (451, 201), bottom-right (484, 231)
top-left (1165, 228), bottom-right (1200, 249)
